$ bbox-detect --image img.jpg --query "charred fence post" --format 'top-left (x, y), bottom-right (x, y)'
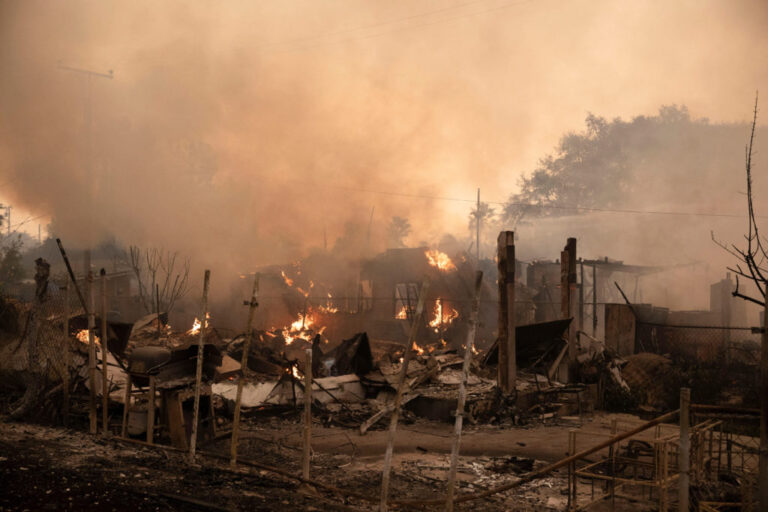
top-left (496, 231), bottom-right (516, 394)
top-left (100, 269), bottom-right (109, 436)
top-left (88, 269), bottom-right (98, 434)
top-left (592, 264), bottom-right (598, 336)
top-left (760, 300), bottom-right (768, 510)
top-left (561, 238), bottom-right (577, 381)
top-left (578, 259), bottom-right (584, 335)
top-left (230, 273), bottom-right (259, 467)
top-left (302, 347), bottom-right (313, 481)
top-left (121, 374), bottom-right (132, 438)
top-left (63, 282), bottom-right (70, 426)
top-left (379, 277), bottom-right (430, 512)
top-left (446, 271), bottom-right (483, 512)
top-left (146, 375), bottom-right (156, 444)
top-left (189, 269), bottom-right (211, 460)
top-left (679, 387), bottom-right (690, 512)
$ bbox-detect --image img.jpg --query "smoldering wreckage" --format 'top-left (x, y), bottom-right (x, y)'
top-left (0, 236), bottom-right (764, 511)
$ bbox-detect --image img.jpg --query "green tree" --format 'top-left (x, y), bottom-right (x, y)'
top-left (502, 105), bottom-right (710, 222)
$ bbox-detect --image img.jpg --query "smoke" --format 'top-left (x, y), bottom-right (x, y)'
top-left (1, 0), bottom-right (767, 312)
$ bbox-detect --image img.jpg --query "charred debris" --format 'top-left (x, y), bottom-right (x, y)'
top-left (0, 234), bottom-right (764, 511)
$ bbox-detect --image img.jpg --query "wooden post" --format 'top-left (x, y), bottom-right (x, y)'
top-left (231, 274), bottom-right (260, 467)
top-left (446, 271), bottom-right (483, 512)
top-left (302, 348), bottom-right (313, 481)
top-left (155, 283), bottom-right (161, 338)
top-left (63, 283), bottom-right (70, 427)
top-left (759, 300), bottom-right (768, 510)
top-left (561, 238), bottom-right (577, 381)
top-left (380, 278), bottom-right (429, 512)
top-left (568, 429), bottom-right (577, 508)
top-left (496, 231), bottom-right (516, 393)
top-left (592, 264), bottom-right (598, 336)
top-left (146, 375), bottom-right (155, 444)
top-left (578, 260), bottom-right (584, 334)
top-left (121, 374), bottom-right (131, 438)
top-left (723, 273), bottom-right (732, 366)
top-left (189, 269), bottom-right (211, 459)
top-left (100, 269), bottom-right (109, 436)
top-left (679, 387), bottom-right (690, 512)
top-left (87, 270), bottom-right (97, 434)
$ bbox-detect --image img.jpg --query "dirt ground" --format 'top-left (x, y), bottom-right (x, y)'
top-left (0, 410), bottom-right (670, 512)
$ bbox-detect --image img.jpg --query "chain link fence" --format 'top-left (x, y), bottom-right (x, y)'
top-left (1, 274), bottom-right (90, 422)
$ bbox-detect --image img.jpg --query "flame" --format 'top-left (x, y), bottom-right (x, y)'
top-left (471, 344), bottom-right (479, 355)
top-left (75, 329), bottom-right (100, 346)
top-left (425, 249), bottom-right (456, 272)
top-left (318, 293), bottom-right (338, 314)
top-left (428, 298), bottom-right (459, 332)
top-left (412, 341), bottom-right (424, 355)
top-left (287, 366), bottom-right (301, 379)
top-left (395, 305), bottom-right (408, 319)
top-left (281, 270), bottom-right (294, 287)
top-left (187, 312), bottom-right (210, 335)
top-left (280, 311), bottom-right (316, 345)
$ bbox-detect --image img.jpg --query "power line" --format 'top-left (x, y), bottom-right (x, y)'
top-left (258, 0), bottom-right (540, 54)
top-left (257, 0), bottom-right (503, 50)
top-left (323, 184), bottom-right (760, 219)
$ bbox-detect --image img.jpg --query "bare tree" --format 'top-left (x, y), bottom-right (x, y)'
top-left (713, 95), bottom-right (766, 306)
top-left (128, 246), bottom-right (190, 315)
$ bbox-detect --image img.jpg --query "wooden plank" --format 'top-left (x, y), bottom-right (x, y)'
top-left (165, 390), bottom-right (188, 450)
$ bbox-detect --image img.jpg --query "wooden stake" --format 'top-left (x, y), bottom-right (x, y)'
top-left (578, 260), bottom-right (584, 334)
top-left (100, 269), bottom-right (109, 436)
top-left (88, 270), bottom-right (97, 434)
top-left (379, 277), bottom-right (429, 512)
top-left (496, 231), bottom-right (516, 393)
top-left (146, 375), bottom-right (155, 444)
top-left (230, 274), bottom-right (259, 467)
top-left (561, 238), bottom-right (577, 381)
top-left (678, 387), bottom-right (690, 512)
top-left (759, 300), bottom-right (768, 510)
top-left (156, 283), bottom-right (161, 338)
top-left (121, 374), bottom-right (132, 438)
top-left (63, 283), bottom-right (70, 427)
top-left (446, 271), bottom-right (483, 512)
top-left (592, 264), bottom-right (598, 336)
top-left (189, 269), bottom-right (211, 459)
top-left (302, 348), bottom-right (313, 481)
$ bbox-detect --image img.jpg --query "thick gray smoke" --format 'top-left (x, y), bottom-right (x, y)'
top-left (1, 0), bottom-right (767, 314)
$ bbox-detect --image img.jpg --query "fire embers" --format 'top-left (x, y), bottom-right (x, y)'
top-left (187, 312), bottom-right (210, 335)
top-left (270, 267), bottom-right (338, 346)
top-left (75, 329), bottom-right (100, 346)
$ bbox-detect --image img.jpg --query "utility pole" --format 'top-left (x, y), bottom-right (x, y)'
top-left (58, 63), bottom-right (113, 272)
top-left (6, 205), bottom-right (10, 236)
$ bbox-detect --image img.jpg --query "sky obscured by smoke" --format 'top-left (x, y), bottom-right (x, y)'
top-left (1, 0), bottom-right (767, 296)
